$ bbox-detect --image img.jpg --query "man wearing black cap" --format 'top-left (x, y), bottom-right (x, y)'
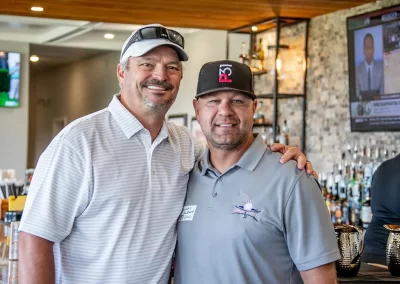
top-left (18, 24), bottom-right (315, 283)
top-left (175, 60), bottom-right (340, 284)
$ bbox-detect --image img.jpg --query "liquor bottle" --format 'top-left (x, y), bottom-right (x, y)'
top-left (258, 38), bottom-right (265, 70)
top-left (251, 41), bottom-right (259, 70)
top-left (338, 164), bottom-right (347, 200)
top-left (279, 120), bottom-right (290, 145)
top-left (267, 127), bottom-right (275, 146)
top-left (348, 186), bottom-right (357, 225)
top-left (320, 174), bottom-right (328, 199)
top-left (364, 147), bottom-right (373, 189)
top-left (334, 165), bottom-right (343, 225)
top-left (324, 171), bottom-right (332, 213)
top-left (239, 42), bottom-right (249, 64)
top-left (361, 186), bottom-right (372, 230)
top-left (383, 148), bottom-right (389, 161)
top-left (335, 201), bottom-right (343, 225)
top-left (347, 163), bottom-right (360, 225)
top-left (253, 100), bottom-right (265, 124)
top-left (332, 164), bottom-right (340, 203)
top-left (344, 146), bottom-right (352, 180)
top-left (341, 187), bottom-right (350, 225)
top-left (372, 147), bottom-right (383, 174)
top-left (390, 147), bottom-right (398, 159)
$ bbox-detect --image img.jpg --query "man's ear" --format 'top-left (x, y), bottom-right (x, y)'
top-left (252, 99), bottom-right (258, 113)
top-left (117, 64), bottom-right (126, 85)
top-left (193, 99), bottom-right (200, 121)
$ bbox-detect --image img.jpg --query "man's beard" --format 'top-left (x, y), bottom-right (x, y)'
top-left (135, 79), bottom-right (176, 114)
top-left (204, 130), bottom-right (249, 151)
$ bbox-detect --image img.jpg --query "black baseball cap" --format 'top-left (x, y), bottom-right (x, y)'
top-left (196, 60), bottom-right (256, 100)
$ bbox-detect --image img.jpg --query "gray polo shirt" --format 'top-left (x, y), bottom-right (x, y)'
top-left (175, 134), bottom-right (340, 284)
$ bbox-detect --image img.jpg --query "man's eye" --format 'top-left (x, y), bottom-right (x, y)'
top-left (167, 66), bottom-right (180, 71)
top-left (232, 100), bottom-right (243, 104)
top-left (141, 63), bottom-right (153, 68)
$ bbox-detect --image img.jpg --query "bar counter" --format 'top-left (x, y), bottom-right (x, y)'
top-left (0, 261), bottom-right (398, 283)
top-left (339, 263), bottom-right (400, 283)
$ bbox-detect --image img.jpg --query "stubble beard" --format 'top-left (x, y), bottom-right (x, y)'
top-left (142, 95), bottom-right (174, 114)
top-left (204, 127), bottom-right (250, 151)
top-left (126, 84), bottom-right (176, 115)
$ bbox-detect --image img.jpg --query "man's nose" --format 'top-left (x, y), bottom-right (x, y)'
top-left (152, 65), bottom-right (168, 81)
top-left (218, 101), bottom-right (234, 116)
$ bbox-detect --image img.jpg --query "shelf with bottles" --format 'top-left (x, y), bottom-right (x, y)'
top-left (318, 144), bottom-right (398, 230)
top-left (233, 18), bottom-right (298, 75)
top-left (227, 16), bottom-right (309, 151)
top-left (253, 123), bottom-right (272, 128)
top-left (238, 38), bottom-right (290, 75)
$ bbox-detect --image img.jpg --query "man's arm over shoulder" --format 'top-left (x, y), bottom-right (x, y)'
top-left (284, 172), bottom-right (340, 282)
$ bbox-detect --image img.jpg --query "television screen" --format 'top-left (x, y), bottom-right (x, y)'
top-left (347, 5), bottom-right (400, 131)
top-left (0, 51), bottom-right (21, 107)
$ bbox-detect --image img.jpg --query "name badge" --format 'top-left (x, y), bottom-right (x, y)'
top-left (178, 205), bottom-right (197, 221)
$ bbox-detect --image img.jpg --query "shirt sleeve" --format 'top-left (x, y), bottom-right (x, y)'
top-left (283, 172), bottom-right (340, 271)
top-left (19, 136), bottom-right (91, 243)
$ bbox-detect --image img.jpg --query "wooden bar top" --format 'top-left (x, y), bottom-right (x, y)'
top-left (338, 262), bottom-right (400, 283)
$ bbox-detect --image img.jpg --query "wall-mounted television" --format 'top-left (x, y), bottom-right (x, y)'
top-left (0, 51), bottom-right (21, 108)
top-left (347, 5), bottom-right (400, 132)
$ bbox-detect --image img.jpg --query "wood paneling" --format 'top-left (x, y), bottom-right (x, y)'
top-left (0, 0), bottom-right (375, 30)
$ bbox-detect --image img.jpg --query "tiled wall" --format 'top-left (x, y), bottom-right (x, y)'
top-left (254, 0), bottom-right (400, 174)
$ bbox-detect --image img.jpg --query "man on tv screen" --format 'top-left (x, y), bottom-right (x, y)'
top-left (355, 33), bottom-right (384, 99)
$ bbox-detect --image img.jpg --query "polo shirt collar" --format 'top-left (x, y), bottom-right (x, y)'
top-left (236, 134), bottom-right (267, 171)
top-left (108, 94), bottom-right (169, 141)
top-left (200, 134), bottom-right (267, 175)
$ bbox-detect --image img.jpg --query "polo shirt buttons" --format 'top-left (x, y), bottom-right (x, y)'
top-left (219, 177), bottom-right (223, 181)
top-left (212, 192), bottom-right (218, 197)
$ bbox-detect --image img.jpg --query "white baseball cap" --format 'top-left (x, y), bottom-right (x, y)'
top-left (119, 23), bottom-right (189, 63)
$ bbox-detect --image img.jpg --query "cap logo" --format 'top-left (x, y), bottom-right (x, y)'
top-left (219, 64), bottom-right (232, 83)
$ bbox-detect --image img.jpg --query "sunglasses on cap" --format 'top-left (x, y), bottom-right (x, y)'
top-left (121, 26), bottom-right (185, 57)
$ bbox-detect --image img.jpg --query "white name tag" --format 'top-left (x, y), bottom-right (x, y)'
top-left (178, 205), bottom-right (197, 221)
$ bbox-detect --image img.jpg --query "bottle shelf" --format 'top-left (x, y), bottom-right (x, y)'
top-left (227, 16), bottom-right (309, 151)
top-left (252, 70), bottom-right (268, 76)
top-left (256, 93), bottom-right (304, 99)
top-left (253, 123), bottom-right (272, 128)
top-left (267, 44), bottom-right (290, 50)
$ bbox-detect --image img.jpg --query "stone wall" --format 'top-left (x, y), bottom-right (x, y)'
top-left (307, 0), bottom-right (400, 174)
top-left (254, 0), bottom-right (400, 174)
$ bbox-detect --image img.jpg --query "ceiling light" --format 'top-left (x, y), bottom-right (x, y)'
top-left (31, 6), bottom-right (44, 12)
top-left (30, 55), bottom-right (39, 62)
top-left (251, 26), bottom-right (258, 31)
top-left (104, 33), bottom-right (114, 39)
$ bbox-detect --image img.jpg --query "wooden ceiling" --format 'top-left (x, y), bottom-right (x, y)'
top-left (0, 0), bottom-right (375, 30)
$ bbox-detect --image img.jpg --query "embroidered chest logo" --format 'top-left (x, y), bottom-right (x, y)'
top-left (232, 192), bottom-right (260, 222)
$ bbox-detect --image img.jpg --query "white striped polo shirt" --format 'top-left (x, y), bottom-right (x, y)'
top-left (20, 95), bottom-right (205, 283)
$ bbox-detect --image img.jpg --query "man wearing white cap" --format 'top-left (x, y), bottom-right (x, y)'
top-left (18, 24), bottom-right (315, 284)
